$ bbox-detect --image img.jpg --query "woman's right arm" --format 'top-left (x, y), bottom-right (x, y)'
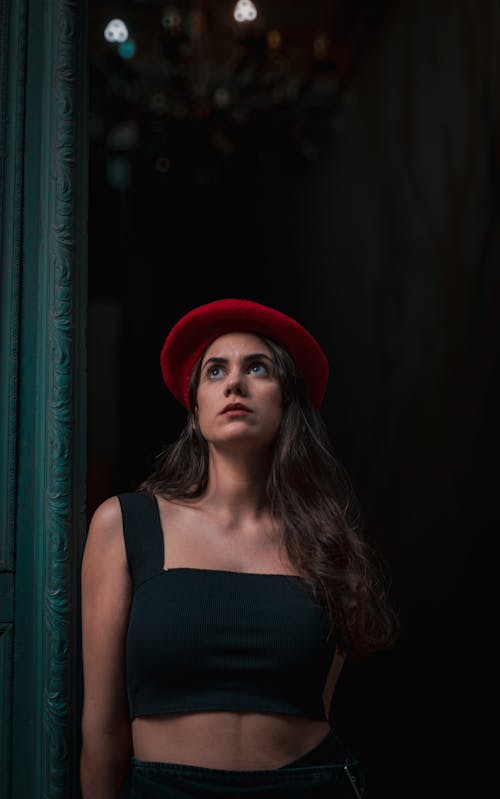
top-left (80, 496), bottom-right (133, 799)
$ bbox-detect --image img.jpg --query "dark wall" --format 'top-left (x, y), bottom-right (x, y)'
top-left (88, 2), bottom-right (500, 796)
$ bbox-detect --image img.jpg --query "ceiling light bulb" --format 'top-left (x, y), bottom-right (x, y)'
top-left (233, 1), bottom-right (257, 23)
top-left (104, 18), bottom-right (129, 43)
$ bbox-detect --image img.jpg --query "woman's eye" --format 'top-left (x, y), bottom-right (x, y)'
top-left (207, 365), bottom-right (224, 378)
top-left (248, 361), bottom-right (269, 376)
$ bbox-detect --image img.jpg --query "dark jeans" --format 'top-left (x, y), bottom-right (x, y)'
top-left (121, 727), bottom-right (365, 798)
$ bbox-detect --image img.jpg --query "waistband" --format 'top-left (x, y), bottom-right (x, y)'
top-left (275, 727), bottom-right (350, 768)
top-left (130, 727), bottom-right (363, 789)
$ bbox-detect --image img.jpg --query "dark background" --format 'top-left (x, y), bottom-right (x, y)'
top-left (87, 1), bottom-right (500, 796)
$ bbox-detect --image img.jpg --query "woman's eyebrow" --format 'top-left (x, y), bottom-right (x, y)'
top-left (243, 353), bottom-right (273, 362)
top-left (202, 353), bottom-right (273, 368)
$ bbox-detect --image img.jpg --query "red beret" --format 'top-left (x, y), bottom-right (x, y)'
top-left (160, 299), bottom-right (329, 410)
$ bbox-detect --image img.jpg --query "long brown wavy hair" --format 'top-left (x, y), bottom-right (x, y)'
top-left (140, 335), bottom-right (399, 658)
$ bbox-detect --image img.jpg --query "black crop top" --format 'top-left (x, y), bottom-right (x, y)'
top-left (118, 492), bottom-right (336, 722)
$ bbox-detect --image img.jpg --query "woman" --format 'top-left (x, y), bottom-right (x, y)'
top-left (80, 298), bottom-right (398, 798)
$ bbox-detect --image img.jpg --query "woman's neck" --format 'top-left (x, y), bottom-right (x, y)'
top-left (201, 452), bottom-right (270, 526)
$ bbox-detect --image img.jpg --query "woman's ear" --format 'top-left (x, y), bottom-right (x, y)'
top-left (189, 408), bottom-right (199, 433)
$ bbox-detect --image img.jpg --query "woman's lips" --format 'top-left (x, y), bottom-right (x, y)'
top-left (221, 403), bottom-right (252, 414)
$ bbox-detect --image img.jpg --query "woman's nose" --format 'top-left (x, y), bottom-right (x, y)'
top-left (224, 378), bottom-right (246, 397)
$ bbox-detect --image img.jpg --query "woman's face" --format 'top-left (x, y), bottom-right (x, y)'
top-left (195, 332), bottom-right (283, 452)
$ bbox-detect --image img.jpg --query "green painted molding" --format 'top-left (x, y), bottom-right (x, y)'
top-left (0, 0), bottom-right (25, 574)
top-left (0, 623), bottom-right (14, 796)
top-left (9, 0), bottom-right (87, 797)
top-left (0, 1), bottom-right (27, 797)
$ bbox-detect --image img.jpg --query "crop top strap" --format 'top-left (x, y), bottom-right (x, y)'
top-left (117, 491), bottom-right (164, 591)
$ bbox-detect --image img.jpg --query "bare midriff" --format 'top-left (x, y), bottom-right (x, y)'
top-left (132, 711), bottom-right (332, 770)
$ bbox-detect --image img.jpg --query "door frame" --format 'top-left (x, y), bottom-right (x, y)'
top-left (1, 1), bottom-right (88, 796)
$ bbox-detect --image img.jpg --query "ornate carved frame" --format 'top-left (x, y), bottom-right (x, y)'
top-left (0, 1), bottom-right (87, 796)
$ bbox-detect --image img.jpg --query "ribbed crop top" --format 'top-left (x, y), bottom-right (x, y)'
top-left (118, 492), bottom-right (336, 722)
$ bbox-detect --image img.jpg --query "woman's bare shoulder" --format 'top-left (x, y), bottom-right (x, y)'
top-left (89, 494), bottom-right (122, 524)
top-left (82, 495), bottom-right (132, 610)
top-left (84, 496), bottom-right (126, 562)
